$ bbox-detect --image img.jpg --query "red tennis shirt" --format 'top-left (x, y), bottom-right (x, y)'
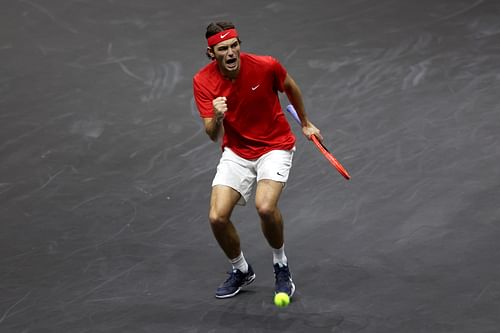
top-left (193, 52), bottom-right (296, 159)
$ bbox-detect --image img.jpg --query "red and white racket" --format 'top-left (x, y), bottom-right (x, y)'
top-left (286, 105), bottom-right (351, 180)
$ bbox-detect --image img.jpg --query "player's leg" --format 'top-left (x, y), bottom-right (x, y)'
top-left (210, 185), bottom-right (256, 298)
top-left (210, 148), bottom-right (257, 298)
top-left (255, 179), bottom-right (285, 250)
top-left (255, 148), bottom-right (294, 257)
top-left (208, 185), bottom-right (242, 260)
top-left (255, 179), bottom-right (295, 298)
top-left (255, 148), bottom-right (296, 298)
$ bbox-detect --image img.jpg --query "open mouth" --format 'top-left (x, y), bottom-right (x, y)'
top-left (226, 58), bottom-right (238, 69)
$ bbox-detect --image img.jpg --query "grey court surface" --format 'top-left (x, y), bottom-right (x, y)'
top-left (2, 0), bottom-right (500, 332)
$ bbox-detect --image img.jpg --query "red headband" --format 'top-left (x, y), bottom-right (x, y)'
top-left (207, 28), bottom-right (239, 47)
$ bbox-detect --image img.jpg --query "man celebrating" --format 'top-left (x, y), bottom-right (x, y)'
top-left (193, 22), bottom-right (322, 300)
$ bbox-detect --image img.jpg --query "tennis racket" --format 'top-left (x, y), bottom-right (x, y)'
top-left (286, 105), bottom-right (351, 180)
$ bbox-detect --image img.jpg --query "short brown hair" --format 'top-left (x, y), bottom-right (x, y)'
top-left (205, 21), bottom-right (236, 39)
top-left (205, 21), bottom-right (242, 60)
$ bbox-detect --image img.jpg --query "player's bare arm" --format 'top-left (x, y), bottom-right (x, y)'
top-left (283, 74), bottom-right (323, 141)
top-left (203, 96), bottom-right (227, 141)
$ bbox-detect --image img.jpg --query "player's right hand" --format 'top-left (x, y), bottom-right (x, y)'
top-left (212, 97), bottom-right (227, 123)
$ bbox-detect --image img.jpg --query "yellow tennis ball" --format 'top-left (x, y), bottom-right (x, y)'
top-left (274, 292), bottom-right (290, 307)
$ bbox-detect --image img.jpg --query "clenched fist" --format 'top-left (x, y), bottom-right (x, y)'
top-left (212, 97), bottom-right (227, 123)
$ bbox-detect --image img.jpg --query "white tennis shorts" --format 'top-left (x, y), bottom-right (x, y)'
top-left (212, 147), bottom-right (296, 205)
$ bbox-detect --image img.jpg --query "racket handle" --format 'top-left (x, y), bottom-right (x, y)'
top-left (286, 104), bottom-right (351, 180)
top-left (286, 105), bottom-right (302, 126)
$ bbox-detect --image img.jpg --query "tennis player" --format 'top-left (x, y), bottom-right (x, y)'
top-left (193, 21), bottom-right (322, 299)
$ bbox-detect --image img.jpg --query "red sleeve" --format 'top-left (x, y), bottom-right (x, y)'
top-left (193, 75), bottom-right (214, 118)
top-left (271, 57), bottom-right (287, 92)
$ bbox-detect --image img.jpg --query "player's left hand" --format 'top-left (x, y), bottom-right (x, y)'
top-left (302, 122), bottom-right (323, 141)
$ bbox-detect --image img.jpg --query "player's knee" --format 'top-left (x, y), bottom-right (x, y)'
top-left (208, 209), bottom-right (230, 227)
top-left (256, 202), bottom-right (277, 220)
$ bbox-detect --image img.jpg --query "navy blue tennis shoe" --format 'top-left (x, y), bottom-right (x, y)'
top-left (215, 265), bottom-right (256, 298)
top-left (273, 263), bottom-right (295, 297)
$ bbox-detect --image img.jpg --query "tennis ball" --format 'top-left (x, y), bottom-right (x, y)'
top-left (274, 292), bottom-right (290, 308)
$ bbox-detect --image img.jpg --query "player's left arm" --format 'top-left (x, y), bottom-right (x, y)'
top-left (283, 74), bottom-right (323, 141)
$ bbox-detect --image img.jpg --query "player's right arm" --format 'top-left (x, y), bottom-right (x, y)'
top-left (203, 97), bottom-right (227, 141)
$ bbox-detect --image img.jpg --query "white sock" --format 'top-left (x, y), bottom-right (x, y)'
top-left (272, 244), bottom-right (288, 267)
top-left (230, 252), bottom-right (249, 273)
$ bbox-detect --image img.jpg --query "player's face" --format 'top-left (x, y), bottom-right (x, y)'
top-left (211, 38), bottom-right (241, 79)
